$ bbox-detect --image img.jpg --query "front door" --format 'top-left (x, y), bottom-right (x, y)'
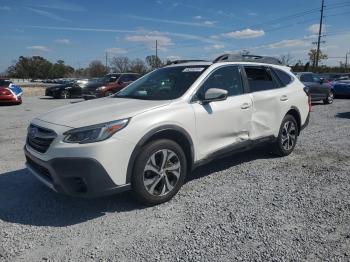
top-left (191, 65), bottom-right (253, 159)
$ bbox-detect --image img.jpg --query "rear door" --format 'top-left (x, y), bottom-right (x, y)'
top-left (243, 66), bottom-right (292, 139)
top-left (192, 65), bottom-right (253, 159)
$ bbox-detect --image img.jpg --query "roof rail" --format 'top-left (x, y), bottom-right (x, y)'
top-left (213, 54), bottom-right (282, 65)
top-left (168, 59), bottom-right (208, 65)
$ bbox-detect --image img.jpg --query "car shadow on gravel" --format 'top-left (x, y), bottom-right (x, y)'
top-left (189, 146), bottom-right (276, 182)
top-left (0, 168), bottom-right (144, 227)
top-left (0, 147), bottom-right (275, 227)
top-left (335, 112), bottom-right (350, 119)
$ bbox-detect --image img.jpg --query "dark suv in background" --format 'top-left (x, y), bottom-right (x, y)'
top-left (82, 73), bottom-right (140, 100)
top-left (295, 72), bottom-right (334, 104)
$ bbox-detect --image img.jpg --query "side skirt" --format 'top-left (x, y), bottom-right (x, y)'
top-left (192, 135), bottom-right (276, 170)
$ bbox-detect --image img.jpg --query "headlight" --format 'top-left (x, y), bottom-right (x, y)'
top-left (96, 86), bottom-right (106, 91)
top-left (63, 118), bottom-right (129, 144)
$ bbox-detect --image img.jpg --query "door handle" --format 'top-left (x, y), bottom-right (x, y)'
top-left (280, 95), bottom-right (288, 101)
top-left (240, 103), bottom-right (251, 109)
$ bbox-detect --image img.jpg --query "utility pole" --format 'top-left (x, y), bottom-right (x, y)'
top-left (105, 52), bottom-right (108, 72)
top-left (315, 0), bottom-right (325, 68)
top-left (155, 40), bottom-right (158, 68)
top-left (346, 52), bottom-right (350, 69)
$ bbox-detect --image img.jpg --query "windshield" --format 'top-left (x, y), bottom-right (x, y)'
top-left (114, 65), bottom-right (208, 100)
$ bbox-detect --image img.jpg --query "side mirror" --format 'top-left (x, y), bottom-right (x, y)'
top-left (200, 88), bottom-right (228, 104)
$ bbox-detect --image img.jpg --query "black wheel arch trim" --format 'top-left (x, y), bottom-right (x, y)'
top-left (126, 125), bottom-right (195, 184)
top-left (288, 106), bottom-right (302, 135)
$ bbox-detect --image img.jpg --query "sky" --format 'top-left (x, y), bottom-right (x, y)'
top-left (0, 0), bottom-right (349, 72)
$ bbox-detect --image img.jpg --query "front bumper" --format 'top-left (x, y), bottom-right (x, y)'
top-left (24, 146), bottom-right (131, 198)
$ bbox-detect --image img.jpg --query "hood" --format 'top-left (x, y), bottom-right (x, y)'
top-left (36, 97), bottom-right (171, 128)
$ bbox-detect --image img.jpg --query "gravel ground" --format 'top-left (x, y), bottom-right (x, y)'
top-left (0, 96), bottom-right (350, 261)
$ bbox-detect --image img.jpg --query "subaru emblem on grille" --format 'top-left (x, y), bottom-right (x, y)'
top-left (29, 127), bottom-right (39, 139)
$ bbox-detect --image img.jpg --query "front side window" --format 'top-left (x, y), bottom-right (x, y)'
top-left (244, 67), bottom-right (277, 92)
top-left (115, 65), bottom-right (208, 100)
top-left (198, 66), bottom-right (243, 97)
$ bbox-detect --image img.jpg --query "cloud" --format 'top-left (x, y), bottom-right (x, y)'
top-left (0, 6), bottom-right (11, 11)
top-left (203, 20), bottom-right (215, 26)
top-left (307, 23), bottom-right (329, 34)
top-left (28, 26), bottom-right (217, 44)
top-left (26, 7), bottom-right (70, 22)
top-left (125, 33), bottom-right (173, 51)
top-left (167, 55), bottom-right (182, 61)
top-left (221, 28), bottom-right (265, 39)
top-left (125, 15), bottom-right (217, 27)
top-left (27, 45), bottom-right (50, 52)
top-left (268, 39), bottom-right (310, 49)
top-left (193, 15), bottom-right (202, 20)
top-left (106, 47), bottom-right (127, 55)
top-left (205, 44), bottom-right (225, 50)
top-left (55, 38), bottom-right (71, 44)
top-left (34, 2), bottom-right (87, 12)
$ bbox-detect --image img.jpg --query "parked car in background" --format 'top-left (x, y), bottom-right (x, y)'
top-left (295, 72), bottom-right (334, 104)
top-left (45, 80), bottom-right (82, 99)
top-left (0, 79), bottom-right (23, 105)
top-left (82, 73), bottom-right (140, 100)
top-left (24, 54), bottom-right (310, 205)
top-left (332, 80), bottom-right (350, 98)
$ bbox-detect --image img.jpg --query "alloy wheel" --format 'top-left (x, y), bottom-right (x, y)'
top-left (327, 91), bottom-right (334, 103)
top-left (143, 149), bottom-right (181, 196)
top-left (281, 120), bottom-right (297, 151)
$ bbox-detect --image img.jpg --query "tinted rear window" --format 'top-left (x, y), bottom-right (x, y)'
top-left (274, 68), bottom-right (293, 86)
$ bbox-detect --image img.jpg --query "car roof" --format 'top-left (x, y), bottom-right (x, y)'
top-left (165, 61), bottom-right (213, 68)
top-left (165, 61), bottom-right (291, 72)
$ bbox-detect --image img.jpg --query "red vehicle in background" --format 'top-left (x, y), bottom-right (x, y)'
top-left (82, 73), bottom-right (140, 100)
top-left (0, 79), bottom-right (23, 105)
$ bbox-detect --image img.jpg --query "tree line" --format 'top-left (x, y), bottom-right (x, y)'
top-left (5, 49), bottom-right (349, 79)
top-left (5, 55), bottom-right (165, 79)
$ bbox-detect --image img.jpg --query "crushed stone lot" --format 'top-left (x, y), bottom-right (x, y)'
top-left (0, 96), bottom-right (350, 261)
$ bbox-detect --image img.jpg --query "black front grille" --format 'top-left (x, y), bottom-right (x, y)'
top-left (26, 124), bottom-right (56, 153)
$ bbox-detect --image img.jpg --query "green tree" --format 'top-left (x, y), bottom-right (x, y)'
top-left (146, 55), bottom-right (162, 70)
top-left (88, 60), bottom-right (107, 77)
top-left (130, 58), bottom-right (148, 75)
top-left (110, 56), bottom-right (130, 73)
top-left (308, 49), bottom-right (328, 67)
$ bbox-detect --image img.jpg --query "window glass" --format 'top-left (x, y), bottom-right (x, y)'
top-left (200, 66), bottom-right (243, 97)
top-left (129, 74), bottom-right (139, 81)
top-left (244, 67), bottom-right (276, 92)
top-left (312, 75), bottom-right (321, 83)
top-left (274, 68), bottom-right (293, 86)
top-left (115, 65), bottom-right (208, 100)
top-left (300, 74), bottom-right (313, 82)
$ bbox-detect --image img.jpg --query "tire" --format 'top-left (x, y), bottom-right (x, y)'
top-left (323, 90), bottom-right (334, 104)
top-left (272, 114), bottom-right (299, 157)
top-left (131, 139), bottom-right (187, 205)
top-left (60, 90), bottom-right (70, 99)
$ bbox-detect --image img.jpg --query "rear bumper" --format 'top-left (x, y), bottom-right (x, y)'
top-left (24, 146), bottom-right (131, 197)
top-left (0, 96), bottom-right (22, 104)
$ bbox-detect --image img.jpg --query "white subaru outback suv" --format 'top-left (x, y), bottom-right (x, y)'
top-left (25, 54), bottom-right (310, 205)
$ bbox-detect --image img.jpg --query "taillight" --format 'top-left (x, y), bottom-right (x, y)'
top-left (0, 88), bottom-right (12, 96)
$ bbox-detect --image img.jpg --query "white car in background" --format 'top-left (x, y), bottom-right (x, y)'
top-left (24, 54), bottom-right (310, 205)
